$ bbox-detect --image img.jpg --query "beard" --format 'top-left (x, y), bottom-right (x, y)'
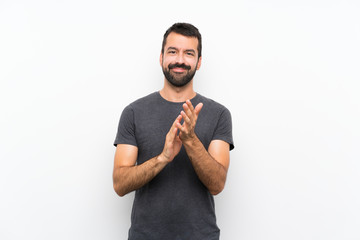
top-left (162, 62), bottom-right (198, 87)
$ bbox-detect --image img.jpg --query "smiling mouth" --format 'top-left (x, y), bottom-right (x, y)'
top-left (172, 67), bottom-right (187, 73)
top-left (168, 63), bottom-right (191, 73)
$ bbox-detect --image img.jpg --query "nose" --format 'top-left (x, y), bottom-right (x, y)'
top-left (175, 52), bottom-right (185, 64)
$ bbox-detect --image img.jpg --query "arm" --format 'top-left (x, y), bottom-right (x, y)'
top-left (177, 100), bottom-right (230, 195)
top-left (113, 115), bottom-right (183, 197)
top-left (183, 138), bottom-right (229, 195)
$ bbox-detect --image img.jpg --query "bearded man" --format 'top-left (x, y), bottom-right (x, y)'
top-left (113, 22), bottom-right (234, 240)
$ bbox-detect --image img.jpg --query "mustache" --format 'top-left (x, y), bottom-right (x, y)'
top-left (168, 63), bottom-right (191, 70)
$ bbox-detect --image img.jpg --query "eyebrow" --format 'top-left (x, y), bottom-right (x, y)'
top-left (166, 47), bottom-right (196, 54)
top-left (185, 49), bottom-right (196, 54)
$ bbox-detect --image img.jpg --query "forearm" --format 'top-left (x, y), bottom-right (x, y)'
top-left (183, 136), bottom-right (227, 195)
top-left (113, 154), bottom-right (168, 197)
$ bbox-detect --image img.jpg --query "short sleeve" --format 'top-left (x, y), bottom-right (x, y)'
top-left (113, 105), bottom-right (137, 147)
top-left (212, 108), bottom-right (234, 150)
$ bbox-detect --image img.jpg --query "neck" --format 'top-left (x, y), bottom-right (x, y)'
top-left (159, 79), bottom-right (196, 102)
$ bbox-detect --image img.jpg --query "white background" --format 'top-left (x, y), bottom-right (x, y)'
top-left (1, 0), bottom-right (359, 239)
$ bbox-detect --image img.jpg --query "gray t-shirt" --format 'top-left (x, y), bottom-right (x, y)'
top-left (114, 92), bottom-right (234, 240)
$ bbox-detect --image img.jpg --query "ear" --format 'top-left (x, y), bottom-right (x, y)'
top-left (159, 52), bottom-right (163, 66)
top-left (196, 56), bottom-right (202, 70)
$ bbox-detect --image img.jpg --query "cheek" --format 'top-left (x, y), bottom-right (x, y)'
top-left (190, 59), bottom-right (199, 69)
top-left (161, 58), bottom-right (169, 68)
top-left (162, 57), bottom-right (172, 67)
top-left (185, 56), bottom-right (197, 65)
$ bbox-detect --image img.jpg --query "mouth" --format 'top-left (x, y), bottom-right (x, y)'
top-left (171, 67), bottom-right (187, 73)
top-left (168, 63), bottom-right (191, 73)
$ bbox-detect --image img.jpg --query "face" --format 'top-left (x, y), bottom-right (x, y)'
top-left (160, 32), bottom-right (202, 87)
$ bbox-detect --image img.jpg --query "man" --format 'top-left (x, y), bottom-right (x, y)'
top-left (113, 22), bottom-right (234, 239)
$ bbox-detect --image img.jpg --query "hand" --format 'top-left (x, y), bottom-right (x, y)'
top-left (160, 115), bottom-right (183, 162)
top-left (177, 100), bottom-right (203, 143)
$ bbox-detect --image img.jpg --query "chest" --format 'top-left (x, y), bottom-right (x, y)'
top-left (133, 106), bottom-right (217, 163)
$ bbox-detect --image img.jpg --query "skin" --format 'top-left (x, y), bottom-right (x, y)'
top-left (113, 32), bottom-right (230, 196)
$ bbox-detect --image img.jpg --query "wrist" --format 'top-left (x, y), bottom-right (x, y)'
top-left (181, 134), bottom-right (198, 147)
top-left (157, 152), bottom-right (171, 164)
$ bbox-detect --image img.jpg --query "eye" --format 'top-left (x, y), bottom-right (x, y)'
top-left (168, 50), bottom-right (176, 54)
top-left (186, 51), bottom-right (195, 56)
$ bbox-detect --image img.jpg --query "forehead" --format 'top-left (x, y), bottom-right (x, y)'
top-left (165, 32), bottom-right (199, 52)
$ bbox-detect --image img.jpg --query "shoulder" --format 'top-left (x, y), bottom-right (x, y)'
top-left (126, 92), bottom-right (159, 110)
top-left (195, 93), bottom-right (234, 150)
top-left (196, 93), bottom-right (231, 116)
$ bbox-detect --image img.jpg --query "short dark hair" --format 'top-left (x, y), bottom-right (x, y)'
top-left (161, 23), bottom-right (202, 58)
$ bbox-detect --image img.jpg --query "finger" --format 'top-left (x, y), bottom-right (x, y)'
top-left (176, 121), bottom-right (185, 133)
top-left (180, 110), bottom-right (191, 126)
top-left (194, 102), bottom-right (203, 116)
top-left (186, 99), bottom-right (195, 111)
top-left (172, 125), bottom-right (178, 134)
top-left (168, 115), bottom-right (182, 138)
top-left (183, 102), bottom-right (193, 120)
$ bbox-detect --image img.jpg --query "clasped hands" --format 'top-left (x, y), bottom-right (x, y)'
top-left (161, 100), bottom-right (203, 162)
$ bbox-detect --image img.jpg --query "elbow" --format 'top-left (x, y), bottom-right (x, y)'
top-left (209, 165), bottom-right (228, 195)
top-left (113, 182), bottom-right (127, 197)
top-left (113, 168), bottom-right (129, 197)
top-left (209, 183), bottom-right (225, 196)
top-left (115, 189), bottom-right (126, 197)
top-left (210, 188), bottom-right (223, 196)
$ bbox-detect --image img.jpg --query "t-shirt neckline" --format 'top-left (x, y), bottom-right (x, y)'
top-left (156, 91), bottom-right (200, 105)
